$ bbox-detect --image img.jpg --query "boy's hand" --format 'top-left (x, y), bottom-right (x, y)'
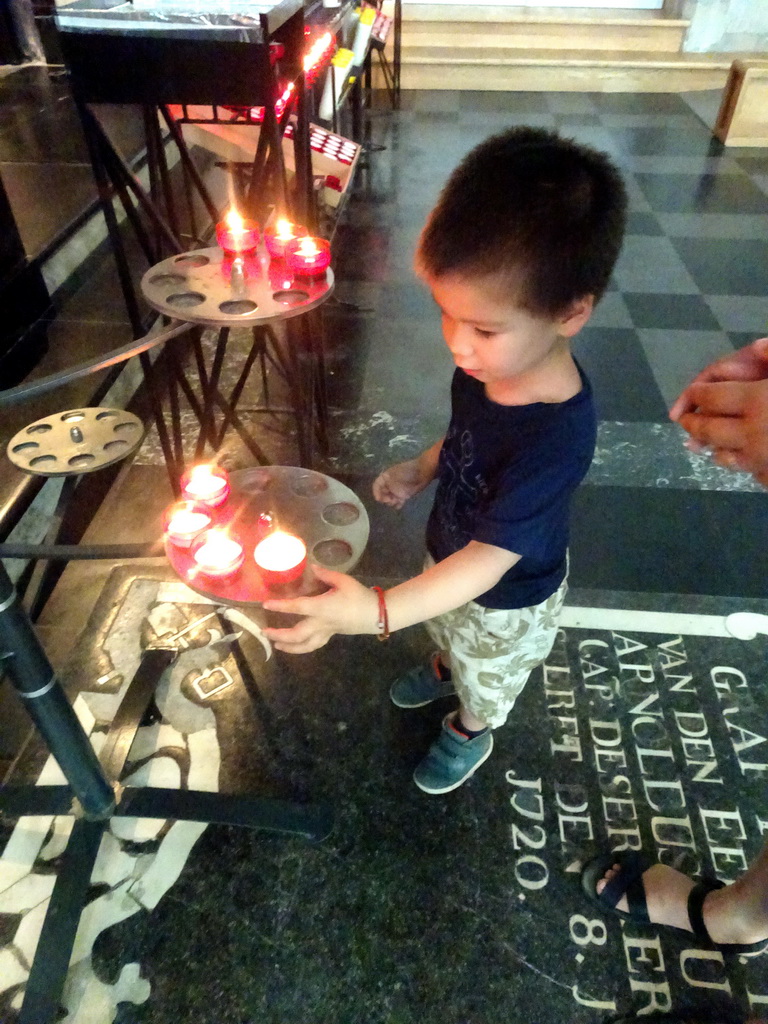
top-left (262, 564), bottom-right (379, 654)
top-left (373, 458), bottom-right (432, 509)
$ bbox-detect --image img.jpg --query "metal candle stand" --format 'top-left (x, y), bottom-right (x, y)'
top-left (54, 0), bottom-right (317, 482)
top-left (0, 348), bottom-right (346, 1024)
top-left (140, 244), bottom-right (335, 472)
top-left (0, 460), bottom-right (369, 1024)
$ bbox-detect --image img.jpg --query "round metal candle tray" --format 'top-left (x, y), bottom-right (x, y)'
top-left (6, 408), bottom-right (145, 477)
top-left (141, 246), bottom-right (334, 327)
top-left (165, 465), bottom-right (369, 606)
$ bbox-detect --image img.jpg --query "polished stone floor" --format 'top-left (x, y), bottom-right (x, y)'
top-left (2, 73), bottom-right (768, 1024)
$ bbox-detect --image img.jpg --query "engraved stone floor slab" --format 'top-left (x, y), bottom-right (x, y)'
top-left (3, 570), bottom-right (768, 1023)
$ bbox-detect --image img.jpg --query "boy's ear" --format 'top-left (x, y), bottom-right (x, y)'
top-left (558, 295), bottom-right (594, 338)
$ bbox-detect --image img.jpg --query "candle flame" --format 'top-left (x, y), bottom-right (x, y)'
top-left (183, 464), bottom-right (227, 504)
top-left (225, 208), bottom-right (245, 235)
top-left (275, 218), bottom-right (294, 240)
top-left (168, 509), bottom-right (210, 532)
top-left (200, 528), bottom-right (230, 546)
top-left (254, 530), bottom-right (306, 571)
top-left (193, 529), bottom-right (243, 573)
top-left (297, 237), bottom-right (320, 258)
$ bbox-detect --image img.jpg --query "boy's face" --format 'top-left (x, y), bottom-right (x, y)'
top-left (426, 272), bottom-right (591, 389)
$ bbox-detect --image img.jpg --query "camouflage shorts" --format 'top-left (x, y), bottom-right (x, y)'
top-left (424, 557), bottom-right (568, 729)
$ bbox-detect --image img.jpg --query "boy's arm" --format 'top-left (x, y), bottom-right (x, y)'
top-left (262, 541), bottom-right (520, 654)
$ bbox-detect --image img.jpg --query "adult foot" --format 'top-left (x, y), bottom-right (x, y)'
top-left (584, 853), bottom-right (768, 951)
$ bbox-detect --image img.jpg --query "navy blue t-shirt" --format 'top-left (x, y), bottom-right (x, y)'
top-left (425, 365), bottom-right (596, 609)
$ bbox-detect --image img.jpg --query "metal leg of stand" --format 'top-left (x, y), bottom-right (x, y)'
top-left (139, 349), bottom-right (183, 491)
top-left (117, 788), bottom-right (332, 841)
top-left (294, 71), bottom-right (316, 232)
top-left (76, 100), bottom-right (145, 336)
top-left (21, 475), bottom-right (79, 621)
top-left (300, 310), bottom-right (329, 459)
top-left (351, 75), bottom-right (363, 145)
top-left (183, 325), bottom-right (272, 465)
top-left (18, 819), bottom-right (107, 1024)
top-left (284, 318), bottom-right (311, 467)
top-left (212, 328), bottom-right (268, 449)
top-left (98, 648), bottom-right (178, 780)
top-left (0, 563), bottom-right (115, 816)
top-left (160, 106), bottom-right (219, 228)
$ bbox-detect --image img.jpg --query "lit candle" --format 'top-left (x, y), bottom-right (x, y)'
top-left (215, 208), bottom-right (260, 255)
top-left (253, 529), bottom-right (307, 587)
top-left (264, 218), bottom-right (308, 261)
top-left (285, 236), bottom-right (331, 279)
top-left (191, 529), bottom-right (244, 580)
top-left (180, 464), bottom-right (230, 509)
top-left (164, 501), bottom-right (212, 549)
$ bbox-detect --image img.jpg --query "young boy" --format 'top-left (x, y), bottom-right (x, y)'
top-left (263, 126), bottom-right (626, 795)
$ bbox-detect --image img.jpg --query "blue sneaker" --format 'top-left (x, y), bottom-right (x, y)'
top-left (390, 653), bottom-right (456, 709)
top-left (413, 713), bottom-right (494, 794)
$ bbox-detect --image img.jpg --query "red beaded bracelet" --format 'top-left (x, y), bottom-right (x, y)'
top-left (371, 586), bottom-right (390, 641)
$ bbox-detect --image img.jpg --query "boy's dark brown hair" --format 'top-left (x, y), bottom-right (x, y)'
top-left (416, 126), bottom-right (627, 318)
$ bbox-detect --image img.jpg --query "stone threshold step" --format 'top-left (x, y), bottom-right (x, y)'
top-left (401, 47), bottom-right (750, 69)
top-left (398, 64), bottom-right (731, 92)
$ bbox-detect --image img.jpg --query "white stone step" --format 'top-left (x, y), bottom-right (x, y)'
top-left (399, 48), bottom-right (743, 92)
top-left (403, 5), bottom-right (688, 52)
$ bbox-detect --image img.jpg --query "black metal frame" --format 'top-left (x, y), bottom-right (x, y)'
top-left (369, 0), bottom-right (402, 111)
top-left (54, 7), bottom-right (324, 484)
top-left (0, 548), bottom-right (332, 1024)
top-left (61, 7), bottom-right (318, 326)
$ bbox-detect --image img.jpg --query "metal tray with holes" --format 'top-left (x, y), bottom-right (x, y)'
top-left (140, 246), bottom-right (334, 327)
top-left (6, 409), bottom-right (145, 477)
top-left (165, 465), bottom-right (369, 606)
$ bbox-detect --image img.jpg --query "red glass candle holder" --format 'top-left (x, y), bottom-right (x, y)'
top-left (253, 530), bottom-right (307, 587)
top-left (285, 236), bottom-right (331, 279)
top-left (163, 501), bottom-right (212, 549)
top-left (215, 210), bottom-right (260, 255)
top-left (191, 530), bottom-right (244, 581)
top-left (264, 219), bottom-right (308, 261)
top-left (180, 464), bottom-right (230, 509)
top-left (268, 260), bottom-right (298, 292)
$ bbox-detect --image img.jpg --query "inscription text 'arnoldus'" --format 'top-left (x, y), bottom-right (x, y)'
top-left (506, 623), bottom-right (768, 1018)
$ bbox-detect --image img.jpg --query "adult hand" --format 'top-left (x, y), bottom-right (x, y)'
top-left (670, 338), bottom-right (768, 486)
top-left (673, 378), bottom-right (768, 485)
top-left (262, 564), bottom-right (379, 654)
top-left (373, 457), bottom-right (432, 509)
top-left (669, 337), bottom-right (768, 420)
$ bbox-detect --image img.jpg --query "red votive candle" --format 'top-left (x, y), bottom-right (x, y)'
top-left (253, 530), bottom-right (307, 587)
top-left (264, 218), bottom-right (308, 261)
top-left (285, 236), bottom-right (331, 279)
top-left (191, 530), bottom-right (244, 581)
top-left (181, 464), bottom-right (230, 509)
top-left (164, 501), bottom-right (212, 549)
top-left (215, 208), bottom-right (260, 255)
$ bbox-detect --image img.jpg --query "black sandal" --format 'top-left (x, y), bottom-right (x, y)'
top-left (581, 850), bottom-right (768, 958)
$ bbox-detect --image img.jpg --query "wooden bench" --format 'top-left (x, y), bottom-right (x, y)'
top-left (715, 59), bottom-right (768, 147)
